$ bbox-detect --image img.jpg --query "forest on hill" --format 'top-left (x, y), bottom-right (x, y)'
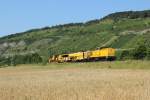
top-left (0, 10), bottom-right (150, 66)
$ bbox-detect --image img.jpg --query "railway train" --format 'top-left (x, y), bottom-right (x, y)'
top-left (49, 48), bottom-right (116, 63)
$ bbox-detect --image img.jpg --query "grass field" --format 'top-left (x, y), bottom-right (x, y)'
top-left (0, 60), bottom-right (150, 100)
top-left (15, 60), bottom-right (150, 69)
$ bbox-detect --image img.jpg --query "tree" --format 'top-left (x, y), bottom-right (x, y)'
top-left (120, 50), bottom-right (131, 60)
top-left (132, 44), bottom-right (147, 60)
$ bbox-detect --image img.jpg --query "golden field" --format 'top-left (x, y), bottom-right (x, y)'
top-left (0, 61), bottom-right (150, 100)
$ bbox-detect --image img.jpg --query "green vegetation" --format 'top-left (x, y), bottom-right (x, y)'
top-left (4, 60), bottom-right (150, 70)
top-left (47, 60), bottom-right (150, 69)
top-left (103, 10), bottom-right (150, 20)
top-left (0, 53), bottom-right (42, 67)
top-left (0, 10), bottom-right (150, 66)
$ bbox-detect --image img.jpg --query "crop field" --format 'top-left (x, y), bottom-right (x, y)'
top-left (0, 61), bottom-right (150, 100)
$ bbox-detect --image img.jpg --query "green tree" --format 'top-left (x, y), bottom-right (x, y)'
top-left (132, 44), bottom-right (147, 60)
top-left (120, 50), bottom-right (132, 60)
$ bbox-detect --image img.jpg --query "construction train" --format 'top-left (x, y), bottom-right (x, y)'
top-left (49, 47), bottom-right (116, 63)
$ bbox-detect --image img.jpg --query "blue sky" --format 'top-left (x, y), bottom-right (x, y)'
top-left (0, 0), bottom-right (150, 37)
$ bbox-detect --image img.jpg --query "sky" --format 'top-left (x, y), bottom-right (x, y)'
top-left (0, 0), bottom-right (150, 37)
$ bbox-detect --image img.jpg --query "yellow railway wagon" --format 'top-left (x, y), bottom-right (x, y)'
top-left (84, 51), bottom-right (92, 59)
top-left (49, 55), bottom-right (69, 63)
top-left (49, 55), bottom-right (58, 62)
top-left (68, 52), bottom-right (84, 61)
top-left (90, 48), bottom-right (116, 60)
top-left (57, 54), bottom-right (70, 62)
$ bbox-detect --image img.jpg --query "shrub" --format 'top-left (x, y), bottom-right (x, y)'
top-left (131, 44), bottom-right (147, 60)
top-left (121, 50), bottom-right (132, 60)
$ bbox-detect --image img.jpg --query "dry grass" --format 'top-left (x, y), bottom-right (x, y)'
top-left (0, 65), bottom-right (150, 100)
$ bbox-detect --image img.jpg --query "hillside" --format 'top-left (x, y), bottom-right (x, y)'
top-left (0, 10), bottom-right (150, 65)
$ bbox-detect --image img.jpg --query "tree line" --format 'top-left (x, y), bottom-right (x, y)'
top-left (0, 53), bottom-right (43, 67)
top-left (103, 10), bottom-right (150, 20)
top-left (117, 40), bottom-right (150, 60)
